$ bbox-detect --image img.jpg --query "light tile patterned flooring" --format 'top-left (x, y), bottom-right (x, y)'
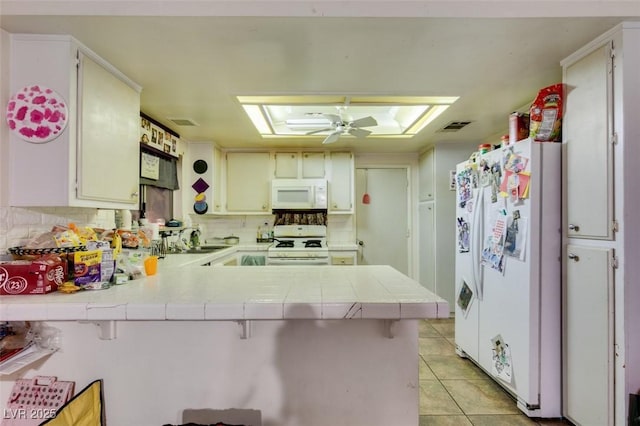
top-left (419, 319), bottom-right (573, 426)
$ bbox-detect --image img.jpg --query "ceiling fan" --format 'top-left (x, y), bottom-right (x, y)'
top-left (305, 113), bottom-right (378, 144)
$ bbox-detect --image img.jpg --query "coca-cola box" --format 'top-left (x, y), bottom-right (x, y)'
top-left (0, 258), bottom-right (66, 295)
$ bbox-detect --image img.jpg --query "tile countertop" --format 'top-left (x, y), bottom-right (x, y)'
top-left (0, 249), bottom-right (449, 321)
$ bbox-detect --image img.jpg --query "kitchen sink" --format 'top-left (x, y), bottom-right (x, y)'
top-left (176, 245), bottom-right (229, 254)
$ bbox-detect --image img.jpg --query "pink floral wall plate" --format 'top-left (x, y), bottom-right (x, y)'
top-left (6, 85), bottom-right (68, 143)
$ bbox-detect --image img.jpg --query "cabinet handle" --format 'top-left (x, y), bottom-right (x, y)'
top-left (568, 224), bottom-right (580, 232)
top-left (568, 253), bottom-right (580, 262)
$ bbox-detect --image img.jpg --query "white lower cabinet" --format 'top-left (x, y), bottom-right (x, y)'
top-left (564, 244), bottom-right (614, 426)
top-left (418, 202), bottom-right (435, 294)
top-left (9, 34), bottom-right (141, 208)
top-left (330, 252), bottom-right (357, 265)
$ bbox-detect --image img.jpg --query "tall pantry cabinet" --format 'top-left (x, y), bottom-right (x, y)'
top-left (418, 143), bottom-right (476, 309)
top-left (561, 22), bottom-right (640, 426)
top-left (8, 34), bottom-right (141, 209)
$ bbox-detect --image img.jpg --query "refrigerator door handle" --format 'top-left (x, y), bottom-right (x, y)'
top-left (470, 188), bottom-right (484, 300)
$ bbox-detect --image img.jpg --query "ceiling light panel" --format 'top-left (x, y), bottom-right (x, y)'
top-left (238, 95), bottom-right (458, 138)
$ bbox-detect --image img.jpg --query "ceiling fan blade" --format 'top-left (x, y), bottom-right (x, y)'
top-left (348, 127), bottom-right (372, 138)
top-left (349, 116), bottom-right (378, 128)
top-left (305, 128), bottom-right (334, 135)
top-left (322, 131), bottom-right (343, 144)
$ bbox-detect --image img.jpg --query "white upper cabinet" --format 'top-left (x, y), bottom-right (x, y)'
top-left (8, 35), bottom-right (141, 209)
top-left (274, 152), bottom-right (298, 178)
top-left (328, 152), bottom-right (354, 213)
top-left (562, 42), bottom-right (614, 240)
top-left (274, 151), bottom-right (325, 179)
top-left (418, 148), bottom-right (435, 201)
top-left (225, 151), bottom-right (271, 213)
top-left (301, 152), bottom-right (326, 178)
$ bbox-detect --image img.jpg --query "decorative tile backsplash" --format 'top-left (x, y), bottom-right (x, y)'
top-left (0, 206), bottom-right (115, 252)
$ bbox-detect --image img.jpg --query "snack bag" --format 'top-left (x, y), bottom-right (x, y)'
top-left (73, 250), bottom-right (104, 288)
top-left (529, 83), bottom-right (563, 142)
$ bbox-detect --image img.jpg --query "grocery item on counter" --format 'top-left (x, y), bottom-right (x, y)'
top-left (529, 83), bottom-right (563, 142)
top-left (0, 255), bottom-right (67, 295)
top-left (73, 250), bottom-right (108, 289)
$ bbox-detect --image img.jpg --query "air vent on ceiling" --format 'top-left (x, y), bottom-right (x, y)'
top-left (438, 121), bottom-right (472, 132)
top-left (167, 118), bottom-right (199, 126)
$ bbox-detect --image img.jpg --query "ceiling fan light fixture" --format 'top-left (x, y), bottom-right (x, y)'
top-left (285, 118), bottom-right (333, 130)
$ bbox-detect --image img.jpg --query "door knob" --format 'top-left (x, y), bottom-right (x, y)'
top-left (568, 224), bottom-right (580, 232)
top-left (568, 253), bottom-right (580, 262)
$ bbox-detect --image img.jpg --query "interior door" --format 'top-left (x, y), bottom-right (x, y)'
top-left (355, 168), bottom-right (409, 275)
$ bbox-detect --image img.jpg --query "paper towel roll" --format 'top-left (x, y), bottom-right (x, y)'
top-left (120, 209), bottom-right (132, 230)
top-left (149, 223), bottom-right (160, 240)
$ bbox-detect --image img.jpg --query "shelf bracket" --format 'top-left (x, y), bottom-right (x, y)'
top-left (383, 320), bottom-right (398, 339)
top-left (92, 321), bottom-right (117, 340)
top-left (237, 320), bottom-right (251, 339)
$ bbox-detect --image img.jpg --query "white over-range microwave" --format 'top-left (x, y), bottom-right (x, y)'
top-left (271, 179), bottom-right (328, 210)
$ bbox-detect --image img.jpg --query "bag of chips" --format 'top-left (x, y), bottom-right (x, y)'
top-left (529, 83), bottom-right (563, 142)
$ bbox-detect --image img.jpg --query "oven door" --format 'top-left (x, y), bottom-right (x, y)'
top-left (267, 256), bottom-right (329, 266)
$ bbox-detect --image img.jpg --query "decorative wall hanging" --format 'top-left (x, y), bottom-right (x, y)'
top-left (193, 159), bottom-right (208, 174)
top-left (6, 85), bottom-right (68, 143)
top-left (192, 178), bottom-right (210, 215)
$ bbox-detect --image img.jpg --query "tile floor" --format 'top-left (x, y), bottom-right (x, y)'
top-left (419, 318), bottom-right (573, 426)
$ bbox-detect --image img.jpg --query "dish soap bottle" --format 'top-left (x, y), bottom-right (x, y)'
top-left (257, 224), bottom-right (262, 242)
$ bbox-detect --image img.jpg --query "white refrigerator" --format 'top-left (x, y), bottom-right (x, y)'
top-left (454, 138), bottom-right (562, 417)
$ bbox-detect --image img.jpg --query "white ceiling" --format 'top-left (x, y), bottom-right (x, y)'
top-left (1, 1), bottom-right (638, 153)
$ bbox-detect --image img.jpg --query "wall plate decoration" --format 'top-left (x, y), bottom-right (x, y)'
top-left (193, 159), bottom-right (208, 174)
top-left (6, 85), bottom-right (68, 143)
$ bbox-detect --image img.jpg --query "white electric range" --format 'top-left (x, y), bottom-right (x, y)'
top-left (267, 224), bottom-right (329, 265)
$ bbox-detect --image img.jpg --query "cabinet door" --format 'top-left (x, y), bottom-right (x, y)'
top-left (226, 152), bottom-right (271, 212)
top-left (77, 52), bottom-right (140, 204)
top-left (418, 202), bottom-right (436, 293)
top-left (564, 43), bottom-right (614, 239)
top-left (302, 152), bottom-right (325, 178)
top-left (329, 152), bottom-right (353, 212)
top-left (212, 147), bottom-right (222, 212)
top-left (418, 148), bottom-right (435, 201)
top-left (274, 152), bottom-right (298, 178)
top-left (564, 245), bottom-right (614, 426)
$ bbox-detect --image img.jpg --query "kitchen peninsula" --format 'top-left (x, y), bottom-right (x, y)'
top-left (0, 256), bottom-right (448, 426)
